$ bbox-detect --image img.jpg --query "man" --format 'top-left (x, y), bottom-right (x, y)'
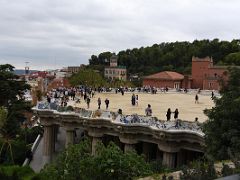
top-left (86, 97), bottom-right (90, 109)
top-left (97, 97), bottom-right (101, 109)
top-left (195, 94), bottom-right (199, 104)
top-left (105, 98), bottom-right (110, 109)
top-left (145, 104), bottom-right (152, 116)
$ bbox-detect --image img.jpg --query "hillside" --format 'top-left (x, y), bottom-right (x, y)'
top-left (89, 39), bottom-right (240, 76)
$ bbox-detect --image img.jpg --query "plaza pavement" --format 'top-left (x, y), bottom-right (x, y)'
top-left (74, 92), bottom-right (215, 123)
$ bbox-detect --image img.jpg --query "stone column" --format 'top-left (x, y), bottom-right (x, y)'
top-left (53, 125), bottom-right (59, 143)
top-left (124, 143), bottom-right (135, 152)
top-left (43, 125), bottom-right (54, 164)
top-left (119, 136), bottom-right (138, 153)
top-left (65, 128), bottom-right (75, 148)
top-left (162, 152), bottom-right (176, 168)
top-left (88, 129), bottom-right (103, 155)
top-left (91, 136), bottom-right (102, 155)
top-left (158, 142), bottom-right (179, 168)
top-left (177, 150), bottom-right (184, 167)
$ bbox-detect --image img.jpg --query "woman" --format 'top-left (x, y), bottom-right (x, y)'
top-left (166, 108), bottom-right (171, 121)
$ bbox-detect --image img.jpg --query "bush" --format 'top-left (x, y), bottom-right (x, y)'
top-left (0, 139), bottom-right (29, 165)
top-left (0, 165), bottom-right (35, 179)
top-left (38, 139), bottom-right (153, 180)
top-left (180, 160), bottom-right (217, 180)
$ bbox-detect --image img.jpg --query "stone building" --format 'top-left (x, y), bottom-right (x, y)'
top-left (143, 56), bottom-right (230, 90)
top-left (191, 56), bottom-right (228, 90)
top-left (104, 54), bottom-right (127, 81)
top-left (143, 71), bottom-right (191, 89)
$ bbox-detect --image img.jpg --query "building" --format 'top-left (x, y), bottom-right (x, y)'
top-left (143, 56), bottom-right (230, 90)
top-left (143, 71), bottom-right (191, 89)
top-left (67, 64), bottom-right (86, 74)
top-left (191, 56), bottom-right (228, 90)
top-left (104, 54), bottom-right (127, 81)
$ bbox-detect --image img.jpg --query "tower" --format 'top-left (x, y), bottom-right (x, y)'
top-left (110, 54), bottom-right (118, 67)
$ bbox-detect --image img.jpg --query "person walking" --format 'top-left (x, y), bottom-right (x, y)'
top-left (105, 98), bottom-right (110, 109)
top-left (136, 95), bottom-right (138, 106)
top-left (174, 108), bottom-right (179, 120)
top-left (97, 97), bottom-right (101, 109)
top-left (166, 108), bottom-right (171, 121)
top-left (131, 94), bottom-right (136, 106)
top-left (195, 94), bottom-right (199, 104)
top-left (86, 97), bottom-right (91, 109)
top-left (211, 91), bottom-right (214, 99)
top-left (145, 104), bottom-right (152, 116)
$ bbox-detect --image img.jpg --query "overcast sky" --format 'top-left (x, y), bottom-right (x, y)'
top-left (0, 0), bottom-right (239, 70)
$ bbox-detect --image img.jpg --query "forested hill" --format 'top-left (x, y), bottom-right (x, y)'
top-left (89, 39), bottom-right (240, 76)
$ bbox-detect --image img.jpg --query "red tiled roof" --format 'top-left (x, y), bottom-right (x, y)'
top-left (144, 71), bottom-right (184, 80)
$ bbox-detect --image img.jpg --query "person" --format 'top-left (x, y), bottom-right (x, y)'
top-left (166, 108), bottom-right (171, 121)
top-left (174, 108), bottom-right (179, 120)
top-left (145, 104), bottom-right (152, 116)
top-left (97, 97), bottom-right (101, 109)
top-left (105, 98), bottom-right (110, 109)
top-left (136, 95), bottom-right (138, 106)
top-left (211, 91), bottom-right (214, 99)
top-left (118, 109), bottom-right (122, 115)
top-left (195, 117), bottom-right (198, 122)
top-left (86, 97), bottom-right (91, 109)
top-left (195, 94), bottom-right (199, 104)
top-left (131, 94), bottom-right (136, 106)
top-left (121, 89), bottom-right (124, 96)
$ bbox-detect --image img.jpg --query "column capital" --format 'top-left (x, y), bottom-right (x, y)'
top-left (119, 135), bottom-right (138, 144)
top-left (40, 117), bottom-right (55, 126)
top-left (88, 128), bottom-right (104, 138)
top-left (158, 141), bottom-right (180, 153)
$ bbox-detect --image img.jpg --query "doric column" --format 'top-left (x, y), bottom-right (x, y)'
top-left (91, 136), bottom-right (102, 155)
top-left (88, 129), bottom-right (103, 155)
top-left (124, 143), bottom-right (135, 152)
top-left (119, 135), bottom-right (138, 153)
top-left (177, 150), bottom-right (184, 167)
top-left (43, 125), bottom-right (54, 164)
top-left (65, 127), bottom-right (75, 148)
top-left (162, 152), bottom-right (176, 168)
top-left (53, 125), bottom-right (59, 143)
top-left (158, 142), bottom-right (179, 168)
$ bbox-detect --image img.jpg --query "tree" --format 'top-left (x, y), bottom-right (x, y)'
top-left (203, 67), bottom-right (240, 160)
top-left (39, 139), bottom-right (153, 180)
top-left (88, 39), bottom-right (240, 76)
top-left (0, 64), bottom-right (30, 107)
top-left (224, 52), bottom-right (240, 65)
top-left (69, 69), bottom-right (106, 88)
top-left (0, 64), bottom-right (31, 165)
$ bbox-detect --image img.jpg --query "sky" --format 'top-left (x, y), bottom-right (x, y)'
top-left (0, 0), bottom-right (239, 70)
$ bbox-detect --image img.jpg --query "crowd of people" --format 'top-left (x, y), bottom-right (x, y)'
top-left (43, 85), bottom-right (216, 124)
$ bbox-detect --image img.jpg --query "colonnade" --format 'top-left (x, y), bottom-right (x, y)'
top-left (42, 125), bottom-right (201, 168)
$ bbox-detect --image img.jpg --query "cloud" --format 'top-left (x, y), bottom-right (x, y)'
top-left (0, 0), bottom-right (239, 70)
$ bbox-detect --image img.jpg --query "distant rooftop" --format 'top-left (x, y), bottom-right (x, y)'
top-left (144, 71), bottom-right (184, 80)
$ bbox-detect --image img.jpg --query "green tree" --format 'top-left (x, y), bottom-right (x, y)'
top-left (88, 39), bottom-right (240, 76)
top-left (0, 64), bottom-right (31, 165)
top-left (203, 67), bottom-right (240, 160)
top-left (69, 69), bottom-right (106, 88)
top-left (0, 64), bottom-right (30, 107)
top-left (224, 52), bottom-right (240, 65)
top-left (39, 139), bottom-right (153, 180)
